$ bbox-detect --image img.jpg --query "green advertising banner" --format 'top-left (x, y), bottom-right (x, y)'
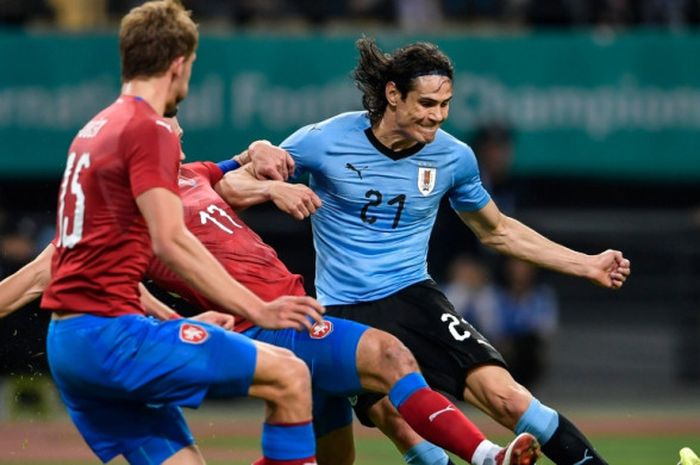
top-left (0, 31), bottom-right (699, 180)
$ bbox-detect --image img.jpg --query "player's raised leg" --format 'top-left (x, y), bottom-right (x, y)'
top-left (356, 329), bottom-right (540, 465)
top-left (306, 322), bottom-right (456, 465)
top-left (247, 341), bottom-right (317, 465)
top-left (464, 365), bottom-right (606, 465)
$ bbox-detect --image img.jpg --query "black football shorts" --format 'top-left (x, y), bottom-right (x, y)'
top-left (326, 279), bottom-right (506, 427)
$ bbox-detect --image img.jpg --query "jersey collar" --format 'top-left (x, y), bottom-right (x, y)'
top-left (364, 128), bottom-right (425, 161)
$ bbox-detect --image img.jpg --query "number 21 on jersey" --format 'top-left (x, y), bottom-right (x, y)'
top-left (57, 152), bottom-right (90, 248)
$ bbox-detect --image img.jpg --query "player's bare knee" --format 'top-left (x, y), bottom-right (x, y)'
top-left (273, 356), bottom-right (312, 405)
top-left (374, 331), bottom-right (419, 378)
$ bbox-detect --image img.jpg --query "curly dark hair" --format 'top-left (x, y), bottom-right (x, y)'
top-left (352, 37), bottom-right (454, 125)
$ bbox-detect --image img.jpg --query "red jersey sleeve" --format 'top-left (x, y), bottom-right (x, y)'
top-left (184, 161), bottom-right (225, 187)
top-left (124, 119), bottom-right (181, 198)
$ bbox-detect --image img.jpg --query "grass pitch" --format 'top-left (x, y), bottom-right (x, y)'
top-left (0, 399), bottom-right (697, 465)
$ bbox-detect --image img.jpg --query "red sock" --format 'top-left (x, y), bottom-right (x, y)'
top-left (252, 457), bottom-right (316, 465)
top-left (397, 387), bottom-right (485, 462)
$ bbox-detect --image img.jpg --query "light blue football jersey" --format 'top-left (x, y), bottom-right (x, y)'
top-left (282, 111), bottom-right (490, 305)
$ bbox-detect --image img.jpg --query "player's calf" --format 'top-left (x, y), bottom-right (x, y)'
top-left (355, 330), bottom-right (523, 465)
top-left (248, 341), bottom-right (317, 465)
top-left (367, 388), bottom-right (541, 465)
top-left (463, 365), bottom-right (533, 429)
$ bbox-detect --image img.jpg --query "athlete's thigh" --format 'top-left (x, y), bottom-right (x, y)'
top-left (50, 314), bottom-right (258, 403)
top-left (56, 391), bottom-right (194, 465)
top-left (326, 280), bottom-right (505, 399)
top-left (48, 315), bottom-right (258, 462)
top-left (245, 316), bottom-right (369, 395)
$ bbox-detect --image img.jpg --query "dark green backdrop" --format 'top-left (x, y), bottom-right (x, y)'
top-left (1, 31), bottom-right (699, 180)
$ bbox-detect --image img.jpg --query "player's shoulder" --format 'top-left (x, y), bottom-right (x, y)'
top-left (432, 128), bottom-right (476, 160)
top-left (283, 111), bottom-right (368, 153)
top-left (96, 96), bottom-right (171, 140)
top-left (319, 111), bottom-right (369, 129)
top-left (179, 161), bottom-right (212, 182)
top-left (177, 162), bottom-right (210, 190)
top-left (298, 111), bottom-right (368, 136)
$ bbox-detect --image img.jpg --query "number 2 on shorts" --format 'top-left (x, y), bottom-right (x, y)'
top-left (441, 313), bottom-right (472, 341)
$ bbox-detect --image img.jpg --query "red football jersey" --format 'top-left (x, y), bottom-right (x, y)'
top-left (41, 96), bottom-right (180, 316)
top-left (146, 162), bottom-right (305, 332)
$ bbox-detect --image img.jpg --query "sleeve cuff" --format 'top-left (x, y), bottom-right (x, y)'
top-left (217, 159), bottom-right (241, 174)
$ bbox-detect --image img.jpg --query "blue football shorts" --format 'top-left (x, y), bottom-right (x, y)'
top-left (244, 316), bottom-right (369, 438)
top-left (47, 314), bottom-right (258, 465)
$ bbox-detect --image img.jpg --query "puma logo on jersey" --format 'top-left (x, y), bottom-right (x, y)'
top-left (428, 404), bottom-right (457, 422)
top-left (345, 163), bottom-right (367, 179)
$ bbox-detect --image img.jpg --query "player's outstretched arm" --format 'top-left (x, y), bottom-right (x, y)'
top-left (0, 243), bottom-right (54, 317)
top-left (215, 165), bottom-right (321, 219)
top-left (458, 200), bottom-right (631, 289)
top-left (139, 283), bottom-right (235, 329)
top-left (136, 187), bottom-right (324, 330)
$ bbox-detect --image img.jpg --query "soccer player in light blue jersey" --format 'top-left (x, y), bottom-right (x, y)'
top-left (282, 37), bottom-right (631, 465)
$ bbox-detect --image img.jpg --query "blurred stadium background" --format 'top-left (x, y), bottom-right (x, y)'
top-left (0, 0), bottom-right (699, 463)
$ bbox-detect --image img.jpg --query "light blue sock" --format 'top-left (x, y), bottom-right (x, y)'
top-left (514, 398), bottom-right (559, 445)
top-left (404, 440), bottom-right (450, 465)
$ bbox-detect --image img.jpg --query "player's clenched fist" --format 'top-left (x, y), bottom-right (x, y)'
top-left (255, 295), bottom-right (325, 331)
top-left (270, 183), bottom-right (322, 220)
top-left (589, 249), bottom-right (631, 289)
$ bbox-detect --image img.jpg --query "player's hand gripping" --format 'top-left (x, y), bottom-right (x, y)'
top-left (253, 295), bottom-right (325, 331)
top-left (191, 311), bottom-right (235, 330)
top-left (269, 183), bottom-right (322, 220)
top-left (247, 140), bottom-right (295, 181)
top-left (588, 249), bottom-right (631, 289)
